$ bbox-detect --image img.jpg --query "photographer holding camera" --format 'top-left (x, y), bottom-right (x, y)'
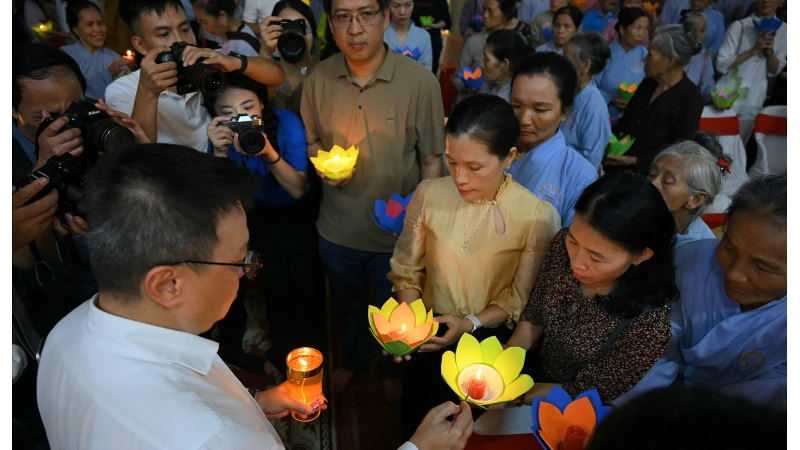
top-left (106, 0), bottom-right (285, 152)
top-left (259, 0), bottom-right (319, 115)
top-left (190, 0), bottom-right (262, 56)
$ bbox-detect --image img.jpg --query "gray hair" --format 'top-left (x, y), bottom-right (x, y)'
top-left (569, 32), bottom-right (612, 76)
top-left (681, 12), bottom-right (707, 43)
top-left (653, 132), bottom-right (732, 218)
top-left (651, 24), bottom-right (702, 67)
top-left (727, 172), bottom-right (787, 231)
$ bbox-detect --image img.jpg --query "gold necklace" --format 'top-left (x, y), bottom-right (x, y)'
top-left (461, 200), bottom-right (495, 252)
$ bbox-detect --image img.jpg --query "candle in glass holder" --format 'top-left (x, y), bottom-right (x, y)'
top-left (286, 347), bottom-right (324, 422)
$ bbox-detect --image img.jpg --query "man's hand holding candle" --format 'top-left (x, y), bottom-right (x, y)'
top-left (254, 381), bottom-right (328, 420)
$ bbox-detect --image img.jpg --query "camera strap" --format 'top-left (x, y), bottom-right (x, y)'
top-left (12, 287), bottom-right (44, 362)
top-left (28, 241), bottom-right (69, 320)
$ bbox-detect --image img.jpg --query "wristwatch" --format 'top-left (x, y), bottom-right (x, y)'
top-left (465, 315), bottom-right (483, 334)
top-left (228, 51), bottom-right (248, 74)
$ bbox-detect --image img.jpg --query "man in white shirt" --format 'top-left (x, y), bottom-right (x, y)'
top-left (242, 0), bottom-right (281, 34)
top-left (106, 0), bottom-right (284, 152)
top-left (36, 143), bottom-right (474, 450)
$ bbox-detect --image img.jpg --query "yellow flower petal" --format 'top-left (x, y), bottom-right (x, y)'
top-left (367, 305), bottom-right (384, 337)
top-left (480, 336), bottom-right (504, 366)
top-left (441, 351), bottom-right (463, 398)
top-left (494, 374), bottom-right (534, 403)
top-left (455, 333), bottom-right (482, 372)
top-left (380, 298), bottom-right (399, 317)
top-left (493, 346), bottom-right (526, 385)
top-left (410, 299), bottom-right (427, 326)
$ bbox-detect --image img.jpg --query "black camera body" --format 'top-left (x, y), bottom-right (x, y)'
top-left (155, 41), bottom-right (226, 96)
top-left (270, 19), bottom-right (307, 64)
top-left (26, 100), bottom-right (135, 217)
top-left (220, 114), bottom-right (266, 155)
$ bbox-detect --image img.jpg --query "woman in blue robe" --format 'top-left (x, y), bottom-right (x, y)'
top-left (647, 132), bottom-right (731, 248)
top-left (561, 33), bottom-right (613, 169)
top-left (595, 7), bottom-right (650, 123)
top-left (615, 173), bottom-right (787, 408)
top-left (384, 0), bottom-right (434, 71)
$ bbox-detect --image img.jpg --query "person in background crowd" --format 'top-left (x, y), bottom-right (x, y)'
top-left (504, 172), bottom-right (678, 405)
top-left (601, 0), bottom-right (653, 46)
top-left (595, 6), bottom-right (649, 123)
top-left (716, 0), bottom-right (755, 27)
top-left (605, 25), bottom-right (704, 174)
top-left (536, 5), bottom-right (582, 54)
top-left (518, 0), bottom-right (550, 25)
top-left (588, 386), bottom-right (787, 449)
top-left (242, 0), bottom-right (281, 33)
top-left (681, 12), bottom-right (714, 100)
top-left (624, 173), bottom-right (787, 409)
top-left (107, 0), bottom-right (284, 152)
top-left (581, 0), bottom-right (617, 33)
top-left (411, 0), bottom-right (451, 73)
top-left (507, 52), bottom-right (598, 227)
top-left (205, 73), bottom-right (325, 373)
top-left (647, 133), bottom-right (731, 248)
top-left (390, 93), bottom-right (561, 440)
top-left (453, 0), bottom-right (531, 104)
top-left (658, 0), bottom-right (688, 25)
top-left (260, 0), bottom-right (319, 116)
top-left (715, 0), bottom-right (786, 144)
top-left (480, 29), bottom-right (533, 102)
top-left (561, 32), bottom-right (612, 168)
top-left (191, 0), bottom-right (263, 56)
top-left (60, 1), bottom-right (132, 101)
top-left (530, 0), bottom-right (567, 47)
top-left (56, 0), bottom-right (103, 37)
top-left (301, 0), bottom-right (444, 400)
top-left (684, 0), bottom-right (724, 54)
top-left (460, 0), bottom-right (484, 38)
top-left (385, 0), bottom-right (434, 70)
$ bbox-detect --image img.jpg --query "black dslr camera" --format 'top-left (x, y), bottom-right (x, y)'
top-left (18, 100), bottom-right (136, 216)
top-left (270, 19), bottom-right (307, 63)
top-left (155, 41), bottom-right (226, 96)
top-left (220, 114), bottom-right (266, 155)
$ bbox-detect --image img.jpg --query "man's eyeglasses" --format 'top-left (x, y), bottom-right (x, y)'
top-left (330, 9), bottom-right (384, 27)
top-left (160, 250), bottom-right (263, 280)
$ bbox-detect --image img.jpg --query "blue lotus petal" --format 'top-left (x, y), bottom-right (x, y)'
top-left (389, 193), bottom-right (407, 206)
top-left (753, 17), bottom-right (782, 34)
top-left (404, 191), bottom-right (415, 206)
top-left (575, 389), bottom-right (612, 423)
top-left (543, 27), bottom-right (553, 42)
top-left (374, 199), bottom-right (388, 215)
top-left (544, 386), bottom-right (573, 413)
top-left (531, 396), bottom-right (544, 431)
top-left (375, 210), bottom-right (406, 234)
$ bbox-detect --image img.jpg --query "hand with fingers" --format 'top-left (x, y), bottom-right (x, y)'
top-left (12, 179), bottom-right (59, 253)
top-left (180, 45), bottom-right (242, 73)
top-left (53, 212), bottom-right (88, 237)
top-left (35, 114), bottom-right (84, 170)
top-left (207, 116), bottom-right (235, 156)
top-left (418, 315), bottom-right (472, 353)
top-left (317, 169), bottom-right (356, 188)
top-left (254, 381), bottom-right (328, 420)
top-left (108, 56), bottom-right (132, 77)
top-left (259, 16), bottom-right (284, 56)
top-left (140, 46), bottom-right (179, 96)
top-left (95, 99), bottom-right (150, 143)
top-left (409, 401), bottom-right (474, 450)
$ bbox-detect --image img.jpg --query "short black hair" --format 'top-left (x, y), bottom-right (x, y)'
top-left (512, 51), bottom-right (578, 113)
top-left (323, 0), bottom-right (388, 15)
top-left (12, 43), bottom-right (87, 110)
top-left (273, 0), bottom-right (319, 40)
top-left (446, 93), bottom-right (520, 160)
top-left (553, 5), bottom-right (583, 28)
top-left (120, 0), bottom-right (186, 35)
top-left (616, 6), bottom-right (650, 33)
top-left (65, 0), bottom-right (103, 34)
top-left (190, 0), bottom-right (237, 16)
top-left (574, 171), bottom-right (679, 317)
top-left (726, 172), bottom-right (787, 231)
top-left (588, 386), bottom-right (787, 450)
top-left (83, 143), bottom-right (258, 298)
top-left (485, 29), bottom-right (535, 77)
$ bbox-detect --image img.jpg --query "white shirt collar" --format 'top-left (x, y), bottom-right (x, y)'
top-left (86, 294), bottom-right (219, 375)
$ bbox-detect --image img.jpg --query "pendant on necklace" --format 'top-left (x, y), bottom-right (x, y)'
top-left (462, 245), bottom-right (468, 252)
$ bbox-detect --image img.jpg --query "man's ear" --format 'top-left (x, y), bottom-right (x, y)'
top-left (131, 36), bottom-right (147, 56)
top-left (143, 265), bottom-right (185, 310)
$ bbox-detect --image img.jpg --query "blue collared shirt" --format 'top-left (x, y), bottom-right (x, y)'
top-left (507, 130), bottom-right (598, 226)
top-left (208, 108), bottom-right (309, 208)
top-left (675, 216), bottom-right (717, 248)
top-left (60, 42), bottom-right (123, 100)
top-left (536, 41), bottom-right (562, 55)
top-left (582, 9), bottom-right (616, 34)
top-left (384, 23), bottom-right (433, 71)
top-left (595, 41), bottom-right (648, 123)
top-left (561, 81), bottom-right (612, 169)
top-left (701, 8), bottom-right (726, 53)
top-left (685, 50), bottom-right (715, 100)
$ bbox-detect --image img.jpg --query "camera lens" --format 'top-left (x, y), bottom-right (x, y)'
top-left (83, 119), bottom-right (135, 158)
top-left (186, 58), bottom-right (226, 97)
top-left (237, 127), bottom-right (266, 155)
top-left (278, 32), bottom-right (307, 64)
top-left (100, 125), bottom-right (136, 153)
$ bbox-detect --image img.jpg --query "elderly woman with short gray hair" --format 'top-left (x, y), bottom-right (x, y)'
top-left (604, 24), bottom-right (705, 175)
top-left (647, 131), bottom-right (733, 247)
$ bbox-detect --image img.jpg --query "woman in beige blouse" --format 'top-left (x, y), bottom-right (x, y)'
top-left (389, 93), bottom-right (560, 438)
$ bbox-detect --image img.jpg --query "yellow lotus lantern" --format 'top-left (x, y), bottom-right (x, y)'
top-left (441, 334), bottom-right (533, 408)
top-left (310, 145), bottom-right (358, 180)
top-left (368, 298), bottom-right (438, 357)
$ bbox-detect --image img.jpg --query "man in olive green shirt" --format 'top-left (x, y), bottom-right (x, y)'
top-left (301, 0), bottom-right (444, 399)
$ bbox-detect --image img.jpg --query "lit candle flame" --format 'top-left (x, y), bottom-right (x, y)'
top-left (401, 324), bottom-right (407, 333)
top-left (476, 369), bottom-right (482, 380)
top-left (126, 50), bottom-right (133, 57)
top-left (39, 24), bottom-right (46, 30)
top-left (299, 357), bottom-right (308, 369)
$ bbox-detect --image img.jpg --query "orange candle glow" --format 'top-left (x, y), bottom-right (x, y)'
top-left (124, 50), bottom-right (134, 60)
top-left (286, 347), bottom-right (324, 422)
top-left (468, 369), bottom-right (486, 400)
top-left (388, 324), bottom-right (407, 341)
